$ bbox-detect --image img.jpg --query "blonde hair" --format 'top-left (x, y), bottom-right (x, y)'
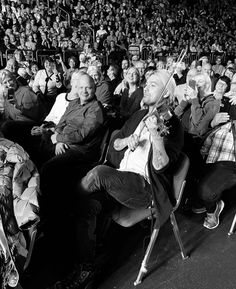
top-left (0, 69), bottom-right (15, 84)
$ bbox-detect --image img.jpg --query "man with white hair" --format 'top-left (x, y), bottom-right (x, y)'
top-left (87, 65), bottom-right (112, 106)
top-left (49, 70), bottom-right (183, 289)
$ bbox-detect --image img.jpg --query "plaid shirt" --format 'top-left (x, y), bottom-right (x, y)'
top-left (201, 122), bottom-right (236, 163)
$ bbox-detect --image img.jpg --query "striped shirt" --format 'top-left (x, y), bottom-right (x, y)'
top-left (201, 122), bottom-right (235, 163)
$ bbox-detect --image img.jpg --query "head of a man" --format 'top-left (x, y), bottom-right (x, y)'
top-left (143, 69), bottom-right (175, 108)
top-left (77, 73), bottom-right (96, 105)
top-left (202, 63), bottom-right (212, 76)
top-left (214, 76), bottom-right (230, 99)
top-left (5, 58), bottom-right (18, 74)
top-left (87, 65), bottom-right (102, 86)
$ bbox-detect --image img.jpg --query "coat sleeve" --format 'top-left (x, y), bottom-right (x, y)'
top-left (190, 99), bottom-right (219, 136)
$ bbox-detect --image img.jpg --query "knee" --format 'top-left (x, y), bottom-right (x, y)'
top-left (198, 180), bottom-right (215, 202)
top-left (78, 165), bottom-right (106, 195)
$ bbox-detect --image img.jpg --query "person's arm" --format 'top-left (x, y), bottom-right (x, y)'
top-left (174, 99), bottom-right (189, 117)
top-left (32, 70), bottom-right (42, 94)
top-left (190, 99), bottom-right (220, 136)
top-left (58, 55), bottom-right (68, 78)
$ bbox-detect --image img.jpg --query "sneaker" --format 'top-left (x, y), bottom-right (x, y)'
top-left (203, 200), bottom-right (225, 230)
top-left (192, 207), bottom-right (207, 214)
top-left (48, 264), bottom-right (96, 289)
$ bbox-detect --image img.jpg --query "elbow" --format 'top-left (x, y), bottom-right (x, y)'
top-left (153, 156), bottom-right (169, 171)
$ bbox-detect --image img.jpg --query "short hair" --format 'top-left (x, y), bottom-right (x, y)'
top-left (43, 56), bottom-right (55, 65)
top-left (68, 56), bottom-right (78, 66)
top-left (218, 75), bottom-right (231, 93)
top-left (77, 73), bottom-right (96, 91)
top-left (109, 63), bottom-right (120, 77)
top-left (144, 66), bottom-right (155, 76)
top-left (87, 65), bottom-right (102, 78)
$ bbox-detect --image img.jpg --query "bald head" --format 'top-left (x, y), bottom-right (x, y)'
top-left (77, 73), bottom-right (96, 105)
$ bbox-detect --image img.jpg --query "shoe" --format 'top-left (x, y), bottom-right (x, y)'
top-left (203, 200), bottom-right (225, 230)
top-left (192, 207), bottom-right (207, 214)
top-left (48, 264), bottom-right (96, 289)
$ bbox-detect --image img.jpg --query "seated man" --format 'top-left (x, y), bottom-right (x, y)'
top-left (198, 99), bottom-right (236, 229)
top-left (87, 65), bottom-right (112, 107)
top-left (39, 73), bottom-right (106, 225)
top-left (49, 70), bottom-right (184, 289)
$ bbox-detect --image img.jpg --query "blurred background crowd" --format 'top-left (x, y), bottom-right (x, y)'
top-left (0, 0), bottom-right (236, 71)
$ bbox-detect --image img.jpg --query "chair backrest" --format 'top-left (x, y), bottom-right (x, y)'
top-left (97, 126), bottom-right (112, 165)
top-left (172, 152), bottom-right (190, 211)
top-left (112, 151), bottom-right (190, 227)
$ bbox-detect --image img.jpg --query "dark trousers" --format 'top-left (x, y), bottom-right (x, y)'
top-left (0, 120), bottom-right (41, 165)
top-left (74, 164), bottom-right (152, 265)
top-left (40, 149), bottom-right (95, 220)
top-left (198, 161), bottom-right (236, 212)
top-left (79, 164), bottom-right (152, 210)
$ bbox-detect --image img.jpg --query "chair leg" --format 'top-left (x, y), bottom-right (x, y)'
top-left (170, 212), bottom-right (188, 260)
top-left (23, 227), bottom-right (37, 271)
top-left (134, 228), bottom-right (159, 286)
top-left (228, 213), bottom-right (236, 236)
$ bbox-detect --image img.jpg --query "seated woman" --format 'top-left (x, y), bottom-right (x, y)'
top-left (32, 56), bottom-right (63, 113)
top-left (118, 66), bottom-right (143, 126)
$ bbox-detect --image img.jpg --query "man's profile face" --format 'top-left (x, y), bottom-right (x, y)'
top-left (143, 73), bottom-right (165, 106)
top-left (77, 76), bottom-right (95, 105)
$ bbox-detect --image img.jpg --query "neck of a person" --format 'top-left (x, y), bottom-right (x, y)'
top-left (128, 83), bottom-right (138, 94)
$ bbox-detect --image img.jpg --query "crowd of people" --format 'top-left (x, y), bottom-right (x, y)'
top-left (0, 0), bottom-right (236, 68)
top-left (0, 0), bottom-right (236, 289)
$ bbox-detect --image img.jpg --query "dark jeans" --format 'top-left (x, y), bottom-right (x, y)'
top-left (79, 165), bottom-right (152, 210)
top-left (198, 161), bottom-right (236, 212)
top-left (74, 164), bottom-right (152, 265)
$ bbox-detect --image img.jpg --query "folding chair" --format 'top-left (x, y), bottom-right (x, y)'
top-left (112, 151), bottom-right (190, 286)
top-left (228, 213), bottom-right (236, 236)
